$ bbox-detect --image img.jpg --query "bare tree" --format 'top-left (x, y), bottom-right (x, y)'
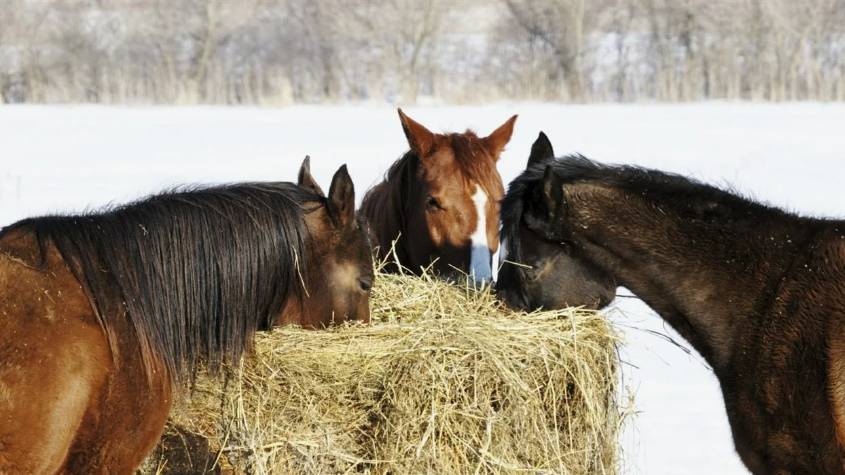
top-left (500, 0), bottom-right (597, 101)
top-left (1, 0), bottom-right (844, 105)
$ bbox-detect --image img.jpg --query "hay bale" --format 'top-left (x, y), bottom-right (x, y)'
top-left (139, 270), bottom-right (623, 475)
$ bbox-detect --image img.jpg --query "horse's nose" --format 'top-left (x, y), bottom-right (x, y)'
top-left (345, 305), bottom-right (371, 324)
top-left (469, 244), bottom-right (493, 285)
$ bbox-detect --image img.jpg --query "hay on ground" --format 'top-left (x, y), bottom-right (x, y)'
top-left (140, 269), bottom-right (623, 475)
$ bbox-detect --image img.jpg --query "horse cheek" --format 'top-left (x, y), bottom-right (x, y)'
top-left (524, 210), bottom-right (562, 243)
top-left (427, 215), bottom-right (444, 247)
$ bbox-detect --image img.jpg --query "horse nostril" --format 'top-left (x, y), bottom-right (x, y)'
top-left (346, 307), bottom-right (364, 323)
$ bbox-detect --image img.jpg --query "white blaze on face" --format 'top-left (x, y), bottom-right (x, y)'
top-left (470, 184), bottom-right (492, 285)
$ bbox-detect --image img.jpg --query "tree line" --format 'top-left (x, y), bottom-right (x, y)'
top-left (2, 0), bottom-right (844, 105)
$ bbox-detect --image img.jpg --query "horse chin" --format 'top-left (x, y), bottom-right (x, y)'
top-left (494, 285), bottom-right (530, 311)
top-left (595, 291), bottom-right (617, 310)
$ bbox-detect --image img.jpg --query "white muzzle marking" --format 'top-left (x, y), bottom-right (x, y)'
top-left (469, 185), bottom-right (492, 285)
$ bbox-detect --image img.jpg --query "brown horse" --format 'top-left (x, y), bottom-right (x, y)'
top-left (497, 132), bottom-right (845, 474)
top-left (0, 164), bottom-right (374, 474)
top-left (360, 109), bottom-right (516, 283)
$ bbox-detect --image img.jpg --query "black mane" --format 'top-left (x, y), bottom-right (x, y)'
top-left (359, 151), bottom-right (416, 262)
top-left (0, 182), bottom-right (322, 380)
top-left (501, 154), bottom-right (794, 264)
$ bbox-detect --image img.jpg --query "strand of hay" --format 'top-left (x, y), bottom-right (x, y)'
top-left (140, 269), bottom-right (623, 475)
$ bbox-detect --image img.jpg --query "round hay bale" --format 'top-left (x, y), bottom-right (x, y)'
top-left (139, 270), bottom-right (624, 475)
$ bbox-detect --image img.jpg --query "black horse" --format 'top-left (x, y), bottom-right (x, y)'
top-left (497, 132), bottom-right (845, 474)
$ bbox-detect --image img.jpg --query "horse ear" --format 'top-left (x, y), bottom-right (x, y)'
top-left (536, 165), bottom-right (564, 221)
top-left (298, 156), bottom-right (325, 197)
top-left (527, 132), bottom-right (555, 168)
top-left (327, 164), bottom-right (355, 228)
top-left (398, 109), bottom-right (435, 157)
top-left (483, 114), bottom-right (518, 160)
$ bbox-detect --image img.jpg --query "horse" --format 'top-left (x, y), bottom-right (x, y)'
top-left (0, 164), bottom-right (374, 474)
top-left (496, 132), bottom-right (845, 474)
top-left (360, 109), bottom-right (516, 283)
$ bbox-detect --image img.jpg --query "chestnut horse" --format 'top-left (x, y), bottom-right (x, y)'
top-left (0, 164), bottom-right (374, 474)
top-left (497, 133), bottom-right (845, 474)
top-left (360, 109), bottom-right (516, 283)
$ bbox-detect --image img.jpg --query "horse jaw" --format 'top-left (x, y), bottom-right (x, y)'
top-left (470, 184), bottom-right (492, 285)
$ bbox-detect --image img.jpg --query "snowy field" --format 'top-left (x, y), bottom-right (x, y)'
top-left (2, 103), bottom-right (845, 474)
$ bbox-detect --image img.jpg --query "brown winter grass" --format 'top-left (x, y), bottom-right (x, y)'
top-left (141, 263), bottom-right (625, 475)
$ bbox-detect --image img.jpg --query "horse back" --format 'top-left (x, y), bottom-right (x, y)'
top-left (0, 226), bottom-right (100, 326)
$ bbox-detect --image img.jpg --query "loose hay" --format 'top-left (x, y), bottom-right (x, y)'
top-left (140, 270), bottom-right (623, 475)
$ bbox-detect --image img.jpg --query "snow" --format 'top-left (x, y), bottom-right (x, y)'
top-left (2, 102), bottom-right (844, 474)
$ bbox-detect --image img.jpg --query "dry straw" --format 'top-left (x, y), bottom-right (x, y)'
top-left (141, 264), bottom-right (624, 475)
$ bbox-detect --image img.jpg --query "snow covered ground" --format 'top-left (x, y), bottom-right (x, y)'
top-left (2, 103), bottom-right (844, 474)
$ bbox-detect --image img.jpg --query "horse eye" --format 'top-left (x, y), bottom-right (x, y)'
top-left (426, 196), bottom-right (442, 210)
top-left (359, 279), bottom-right (373, 292)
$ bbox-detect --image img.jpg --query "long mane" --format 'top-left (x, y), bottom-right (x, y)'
top-left (501, 154), bottom-right (793, 265)
top-left (0, 182), bottom-right (321, 380)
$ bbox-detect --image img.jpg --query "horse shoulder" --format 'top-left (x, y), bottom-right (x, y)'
top-left (0, 229), bottom-right (114, 473)
top-left (823, 228), bottom-right (845, 465)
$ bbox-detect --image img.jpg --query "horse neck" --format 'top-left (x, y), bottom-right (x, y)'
top-left (16, 184), bottom-right (313, 382)
top-left (567, 182), bottom-right (816, 370)
top-left (360, 155), bottom-right (417, 268)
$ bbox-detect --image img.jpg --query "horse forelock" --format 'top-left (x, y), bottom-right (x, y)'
top-left (444, 132), bottom-right (504, 198)
top-left (5, 182), bottom-right (322, 382)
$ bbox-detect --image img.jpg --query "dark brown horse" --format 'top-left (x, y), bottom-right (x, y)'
top-left (360, 109), bottom-right (516, 283)
top-left (0, 164), bottom-right (374, 474)
top-left (496, 132), bottom-right (845, 474)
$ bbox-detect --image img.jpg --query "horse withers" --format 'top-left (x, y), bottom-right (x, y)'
top-left (497, 132), bottom-right (845, 474)
top-left (360, 109), bottom-right (516, 284)
top-left (0, 164), bottom-right (374, 474)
